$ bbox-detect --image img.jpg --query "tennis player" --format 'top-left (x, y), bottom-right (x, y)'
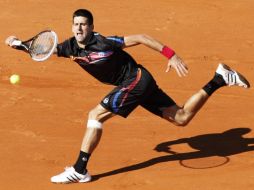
top-left (5, 9), bottom-right (250, 183)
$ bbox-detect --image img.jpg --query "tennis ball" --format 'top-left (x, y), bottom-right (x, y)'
top-left (9, 74), bottom-right (20, 84)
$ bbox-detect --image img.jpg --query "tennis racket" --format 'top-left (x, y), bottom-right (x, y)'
top-left (11, 30), bottom-right (58, 62)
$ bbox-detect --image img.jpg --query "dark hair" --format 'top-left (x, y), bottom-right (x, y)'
top-left (73, 9), bottom-right (93, 25)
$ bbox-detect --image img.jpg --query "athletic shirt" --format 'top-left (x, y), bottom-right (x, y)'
top-left (57, 32), bottom-right (139, 85)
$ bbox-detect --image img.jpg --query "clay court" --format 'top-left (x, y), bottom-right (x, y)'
top-left (1, 0), bottom-right (254, 189)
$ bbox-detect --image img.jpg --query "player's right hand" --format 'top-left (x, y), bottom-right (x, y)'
top-left (166, 54), bottom-right (188, 77)
top-left (5, 36), bottom-right (19, 47)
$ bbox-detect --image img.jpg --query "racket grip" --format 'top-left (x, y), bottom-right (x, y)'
top-left (10, 39), bottom-right (22, 47)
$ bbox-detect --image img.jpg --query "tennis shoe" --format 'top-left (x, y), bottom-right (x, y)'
top-left (51, 167), bottom-right (91, 184)
top-left (215, 63), bottom-right (250, 88)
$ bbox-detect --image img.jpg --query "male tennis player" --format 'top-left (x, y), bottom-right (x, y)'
top-left (5, 9), bottom-right (250, 183)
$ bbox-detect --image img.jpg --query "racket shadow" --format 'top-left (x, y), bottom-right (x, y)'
top-left (92, 127), bottom-right (254, 181)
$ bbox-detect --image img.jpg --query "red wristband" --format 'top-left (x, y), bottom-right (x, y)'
top-left (161, 46), bottom-right (175, 59)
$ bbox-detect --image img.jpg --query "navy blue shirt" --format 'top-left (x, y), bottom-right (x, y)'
top-left (57, 32), bottom-right (139, 85)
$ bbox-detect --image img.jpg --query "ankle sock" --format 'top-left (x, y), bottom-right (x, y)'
top-left (73, 151), bottom-right (91, 174)
top-left (202, 73), bottom-right (226, 96)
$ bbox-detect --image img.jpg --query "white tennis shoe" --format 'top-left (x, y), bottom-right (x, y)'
top-left (215, 63), bottom-right (250, 88)
top-left (51, 167), bottom-right (91, 183)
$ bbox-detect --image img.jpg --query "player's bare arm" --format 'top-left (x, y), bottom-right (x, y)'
top-left (5, 34), bottom-right (58, 55)
top-left (124, 34), bottom-right (188, 77)
top-left (124, 34), bottom-right (164, 51)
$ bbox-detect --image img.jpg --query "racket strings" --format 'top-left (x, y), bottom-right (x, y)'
top-left (30, 32), bottom-right (56, 60)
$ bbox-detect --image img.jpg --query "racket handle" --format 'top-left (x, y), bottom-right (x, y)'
top-left (10, 39), bottom-right (22, 47)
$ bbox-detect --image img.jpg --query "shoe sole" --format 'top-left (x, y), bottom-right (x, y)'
top-left (51, 179), bottom-right (91, 184)
top-left (220, 63), bottom-right (250, 88)
top-left (51, 176), bottom-right (92, 184)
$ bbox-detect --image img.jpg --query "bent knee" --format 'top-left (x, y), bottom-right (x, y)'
top-left (173, 119), bottom-right (189, 127)
top-left (88, 108), bottom-right (98, 120)
top-left (88, 106), bottom-right (104, 120)
top-left (174, 109), bottom-right (190, 126)
top-left (163, 107), bottom-right (190, 127)
top-left (88, 104), bottom-right (114, 122)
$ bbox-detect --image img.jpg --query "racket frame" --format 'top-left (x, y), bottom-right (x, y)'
top-left (11, 30), bottom-right (58, 62)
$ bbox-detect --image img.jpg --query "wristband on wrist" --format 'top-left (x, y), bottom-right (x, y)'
top-left (161, 46), bottom-right (175, 59)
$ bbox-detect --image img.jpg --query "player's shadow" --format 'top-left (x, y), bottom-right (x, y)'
top-left (92, 128), bottom-right (254, 181)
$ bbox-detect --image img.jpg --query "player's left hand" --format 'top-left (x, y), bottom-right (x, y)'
top-left (5, 36), bottom-right (19, 47)
top-left (166, 54), bottom-right (188, 77)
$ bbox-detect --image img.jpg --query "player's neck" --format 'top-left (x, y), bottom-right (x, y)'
top-left (77, 42), bottom-right (86, 49)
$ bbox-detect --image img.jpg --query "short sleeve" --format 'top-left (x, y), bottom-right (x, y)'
top-left (106, 36), bottom-right (124, 49)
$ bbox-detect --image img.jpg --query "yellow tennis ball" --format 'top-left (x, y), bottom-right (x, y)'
top-left (9, 74), bottom-right (20, 84)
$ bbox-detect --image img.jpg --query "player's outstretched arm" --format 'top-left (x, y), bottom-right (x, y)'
top-left (124, 34), bottom-right (164, 51)
top-left (5, 35), bottom-right (58, 54)
top-left (123, 34), bottom-right (188, 77)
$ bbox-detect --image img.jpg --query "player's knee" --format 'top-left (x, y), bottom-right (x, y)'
top-left (87, 109), bottom-right (103, 129)
top-left (174, 119), bottom-right (189, 127)
top-left (172, 109), bottom-right (190, 127)
top-left (88, 104), bottom-right (114, 122)
top-left (88, 108), bottom-right (100, 120)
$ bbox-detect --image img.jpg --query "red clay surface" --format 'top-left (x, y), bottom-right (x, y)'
top-left (1, 1), bottom-right (254, 190)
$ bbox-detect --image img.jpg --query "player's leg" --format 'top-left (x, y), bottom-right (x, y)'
top-left (80, 104), bottom-right (115, 154)
top-left (51, 104), bottom-right (114, 184)
top-left (51, 68), bottom-right (146, 184)
top-left (162, 89), bottom-right (209, 126)
top-left (163, 63), bottom-right (250, 126)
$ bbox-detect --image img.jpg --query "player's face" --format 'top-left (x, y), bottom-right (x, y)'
top-left (72, 16), bottom-right (94, 44)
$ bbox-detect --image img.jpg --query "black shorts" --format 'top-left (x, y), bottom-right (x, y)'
top-left (100, 66), bottom-right (176, 118)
